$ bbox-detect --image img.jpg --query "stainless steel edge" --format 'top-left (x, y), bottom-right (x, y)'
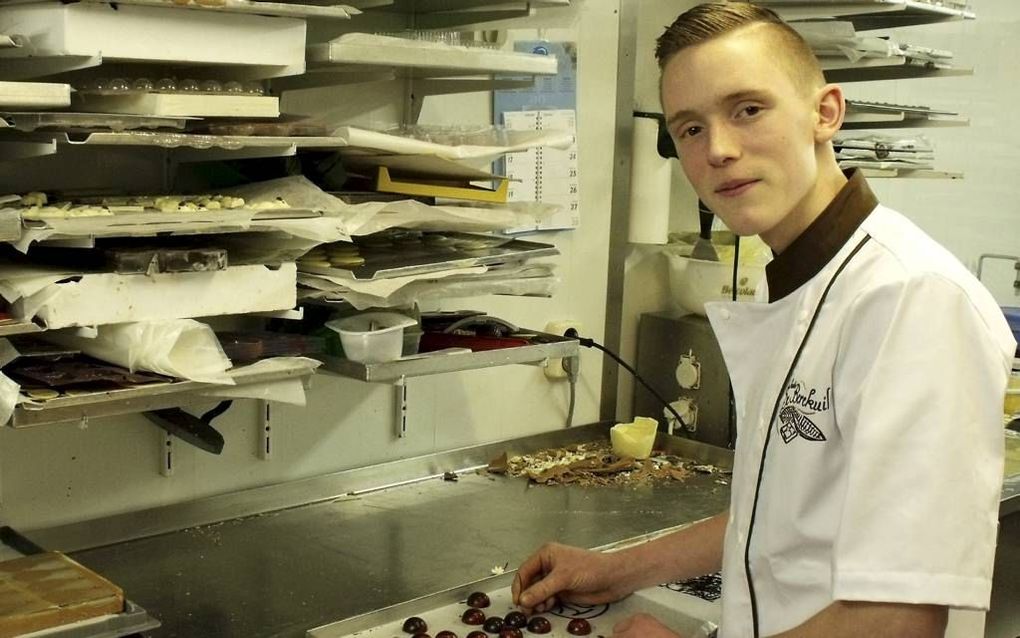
top-left (318, 334), bottom-right (578, 382)
top-left (600, 0), bottom-right (637, 422)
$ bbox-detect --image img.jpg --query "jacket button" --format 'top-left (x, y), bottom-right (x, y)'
top-left (720, 309), bottom-right (732, 320)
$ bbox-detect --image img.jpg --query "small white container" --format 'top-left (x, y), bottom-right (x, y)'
top-left (326, 312), bottom-right (417, 364)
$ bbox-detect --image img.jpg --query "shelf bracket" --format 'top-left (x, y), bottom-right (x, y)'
top-left (394, 375), bottom-right (408, 438)
top-left (257, 399), bottom-right (272, 460)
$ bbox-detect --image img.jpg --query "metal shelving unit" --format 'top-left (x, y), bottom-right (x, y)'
top-left (318, 333), bottom-right (577, 383)
top-left (757, 0), bottom-right (974, 30)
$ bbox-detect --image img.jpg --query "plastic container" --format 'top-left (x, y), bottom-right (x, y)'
top-left (325, 312), bottom-right (417, 363)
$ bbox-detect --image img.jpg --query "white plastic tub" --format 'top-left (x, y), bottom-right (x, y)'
top-left (326, 312), bottom-right (417, 364)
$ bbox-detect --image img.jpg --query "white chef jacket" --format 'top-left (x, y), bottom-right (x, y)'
top-left (706, 203), bottom-right (1016, 637)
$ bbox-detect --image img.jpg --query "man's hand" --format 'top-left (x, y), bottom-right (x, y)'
top-left (511, 542), bottom-right (632, 613)
top-left (612, 613), bottom-right (685, 638)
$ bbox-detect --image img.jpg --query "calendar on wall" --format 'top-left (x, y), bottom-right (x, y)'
top-left (503, 109), bottom-right (580, 233)
top-left (493, 40), bottom-right (580, 233)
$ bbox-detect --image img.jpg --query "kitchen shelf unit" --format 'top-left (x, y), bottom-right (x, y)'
top-left (318, 332), bottom-right (577, 383)
top-left (756, 0), bottom-right (974, 30)
top-left (9, 357), bottom-right (319, 428)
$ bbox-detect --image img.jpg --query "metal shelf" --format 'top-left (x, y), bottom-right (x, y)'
top-left (843, 103), bottom-right (968, 129)
top-left (319, 333), bottom-right (577, 382)
top-left (822, 57), bottom-right (971, 82)
top-left (757, 1), bottom-right (974, 30)
top-left (10, 357), bottom-right (319, 428)
top-left (858, 167), bottom-right (963, 179)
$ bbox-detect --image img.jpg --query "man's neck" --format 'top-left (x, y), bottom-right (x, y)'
top-left (761, 163), bottom-right (848, 254)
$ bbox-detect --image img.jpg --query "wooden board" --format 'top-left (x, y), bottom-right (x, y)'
top-left (0, 552), bottom-right (124, 637)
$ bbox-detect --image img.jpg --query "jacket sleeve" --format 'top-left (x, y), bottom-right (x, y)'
top-left (830, 272), bottom-right (1011, 609)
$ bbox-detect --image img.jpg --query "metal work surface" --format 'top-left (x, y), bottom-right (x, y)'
top-left (66, 428), bottom-right (731, 637)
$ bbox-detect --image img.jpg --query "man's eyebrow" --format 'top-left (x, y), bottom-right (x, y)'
top-left (664, 90), bottom-right (769, 128)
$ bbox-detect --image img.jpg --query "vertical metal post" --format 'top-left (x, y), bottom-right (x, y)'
top-left (600, 0), bottom-right (640, 422)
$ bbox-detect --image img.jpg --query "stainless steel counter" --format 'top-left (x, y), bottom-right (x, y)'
top-left (33, 422), bottom-right (1019, 638)
top-left (57, 424), bottom-right (733, 638)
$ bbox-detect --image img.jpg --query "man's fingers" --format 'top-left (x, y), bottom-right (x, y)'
top-left (512, 552), bottom-right (546, 606)
top-left (518, 570), bottom-right (568, 610)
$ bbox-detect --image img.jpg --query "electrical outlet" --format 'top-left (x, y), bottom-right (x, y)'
top-left (544, 320), bottom-right (582, 379)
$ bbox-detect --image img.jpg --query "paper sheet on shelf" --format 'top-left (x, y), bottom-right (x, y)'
top-left (300, 263), bottom-right (557, 309)
top-left (336, 126), bottom-right (573, 162)
top-left (227, 175), bottom-right (549, 236)
top-left (198, 356), bottom-right (320, 404)
top-left (298, 266), bottom-right (488, 297)
top-left (43, 320), bottom-right (234, 385)
top-left (0, 371), bottom-right (19, 425)
top-left (0, 264), bottom-right (79, 317)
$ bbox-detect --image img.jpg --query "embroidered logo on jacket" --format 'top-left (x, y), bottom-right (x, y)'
top-left (778, 381), bottom-right (831, 444)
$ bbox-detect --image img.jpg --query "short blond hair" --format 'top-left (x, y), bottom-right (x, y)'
top-left (655, 2), bottom-right (824, 94)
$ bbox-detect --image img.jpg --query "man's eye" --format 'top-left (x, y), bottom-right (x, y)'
top-left (741, 106), bottom-right (761, 117)
top-left (680, 125), bottom-right (702, 139)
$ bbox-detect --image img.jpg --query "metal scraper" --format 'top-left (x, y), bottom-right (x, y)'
top-left (691, 200), bottom-right (719, 261)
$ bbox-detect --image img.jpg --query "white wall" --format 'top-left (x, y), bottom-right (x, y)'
top-left (0, 0), bottom-right (622, 531)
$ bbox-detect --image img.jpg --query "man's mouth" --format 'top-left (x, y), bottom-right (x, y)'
top-left (715, 179), bottom-right (760, 197)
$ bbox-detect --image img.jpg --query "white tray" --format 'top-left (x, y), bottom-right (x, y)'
top-left (0, 81), bottom-right (70, 109)
top-left (0, 3), bottom-right (306, 80)
top-left (308, 33), bottom-right (558, 76)
top-left (308, 575), bottom-right (719, 638)
top-left (74, 92), bottom-right (280, 118)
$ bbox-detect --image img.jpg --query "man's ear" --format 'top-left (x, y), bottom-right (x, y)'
top-left (814, 83), bottom-right (845, 143)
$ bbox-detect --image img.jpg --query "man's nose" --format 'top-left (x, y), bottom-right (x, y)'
top-left (706, 125), bottom-right (740, 167)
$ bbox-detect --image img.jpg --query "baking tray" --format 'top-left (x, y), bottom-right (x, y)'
top-left (0, 529), bottom-right (161, 638)
top-left (300, 233), bottom-right (558, 281)
top-left (306, 572), bottom-right (719, 638)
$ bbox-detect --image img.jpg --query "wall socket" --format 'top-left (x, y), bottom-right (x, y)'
top-left (544, 320), bottom-right (582, 380)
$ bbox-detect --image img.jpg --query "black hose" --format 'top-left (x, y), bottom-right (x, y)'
top-left (567, 330), bottom-right (689, 432)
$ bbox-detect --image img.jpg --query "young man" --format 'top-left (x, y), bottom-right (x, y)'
top-left (512, 4), bottom-right (1016, 638)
